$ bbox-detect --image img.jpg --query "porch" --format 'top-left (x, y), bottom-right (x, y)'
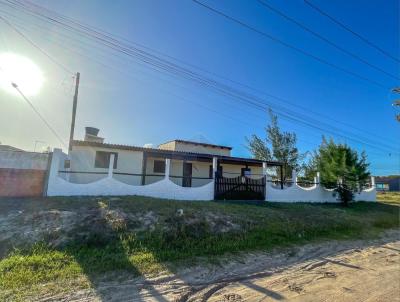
top-left (140, 150), bottom-right (283, 200)
top-left (55, 148), bottom-right (284, 200)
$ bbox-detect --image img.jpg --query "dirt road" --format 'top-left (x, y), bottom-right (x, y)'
top-left (56, 230), bottom-right (400, 302)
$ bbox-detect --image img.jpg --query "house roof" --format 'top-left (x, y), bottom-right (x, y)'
top-left (72, 140), bottom-right (283, 167)
top-left (159, 139), bottom-right (232, 150)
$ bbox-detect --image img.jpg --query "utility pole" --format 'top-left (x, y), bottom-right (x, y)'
top-left (68, 72), bottom-right (80, 152)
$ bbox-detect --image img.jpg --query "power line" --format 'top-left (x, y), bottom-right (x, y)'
top-left (5, 3), bottom-right (397, 149)
top-left (257, 0), bottom-right (399, 80)
top-left (1, 0), bottom-right (398, 155)
top-left (0, 14), bottom-right (74, 74)
top-left (304, 0), bottom-right (400, 64)
top-left (5, 18), bottom-right (350, 151)
top-left (11, 82), bottom-right (68, 148)
top-left (191, 0), bottom-right (390, 89)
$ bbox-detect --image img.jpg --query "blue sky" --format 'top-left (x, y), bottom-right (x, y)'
top-left (0, 0), bottom-right (398, 175)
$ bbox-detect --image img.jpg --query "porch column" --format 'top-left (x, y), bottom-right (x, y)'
top-left (263, 162), bottom-right (268, 201)
top-left (371, 176), bottom-right (375, 188)
top-left (316, 172), bottom-right (320, 186)
top-left (212, 157), bottom-right (218, 179)
top-left (165, 158), bottom-right (171, 180)
top-left (262, 162), bottom-right (267, 176)
top-left (292, 169), bottom-right (297, 185)
top-left (280, 165), bottom-right (284, 189)
top-left (108, 154), bottom-right (115, 178)
top-left (141, 152), bottom-right (147, 185)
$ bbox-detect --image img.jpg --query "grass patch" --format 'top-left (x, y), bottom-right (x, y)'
top-left (377, 191), bottom-right (400, 204)
top-left (0, 196), bottom-right (399, 301)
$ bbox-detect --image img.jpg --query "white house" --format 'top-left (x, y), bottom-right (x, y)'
top-left (63, 127), bottom-right (283, 196)
top-left (46, 127), bottom-right (376, 202)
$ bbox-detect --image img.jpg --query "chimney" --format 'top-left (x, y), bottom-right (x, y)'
top-left (84, 127), bottom-right (104, 143)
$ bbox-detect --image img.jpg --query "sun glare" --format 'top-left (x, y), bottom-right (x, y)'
top-left (0, 53), bottom-right (44, 96)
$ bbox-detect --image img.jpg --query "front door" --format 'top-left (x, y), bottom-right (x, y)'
top-left (182, 162), bottom-right (192, 187)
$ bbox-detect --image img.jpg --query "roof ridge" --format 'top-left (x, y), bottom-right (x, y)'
top-left (159, 139), bottom-right (232, 150)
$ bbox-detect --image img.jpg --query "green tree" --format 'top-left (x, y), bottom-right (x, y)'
top-left (306, 137), bottom-right (370, 205)
top-left (247, 110), bottom-right (303, 178)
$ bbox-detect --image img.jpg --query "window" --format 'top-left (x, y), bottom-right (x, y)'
top-left (241, 167), bottom-right (251, 176)
top-left (153, 160), bottom-right (165, 173)
top-left (208, 165), bottom-right (221, 178)
top-left (376, 183), bottom-right (389, 191)
top-left (64, 159), bottom-right (70, 169)
top-left (95, 151), bottom-right (118, 169)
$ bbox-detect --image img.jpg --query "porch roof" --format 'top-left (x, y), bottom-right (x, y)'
top-left (72, 140), bottom-right (283, 167)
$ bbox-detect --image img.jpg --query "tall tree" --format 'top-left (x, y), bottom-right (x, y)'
top-left (247, 110), bottom-right (303, 177)
top-left (306, 137), bottom-right (370, 205)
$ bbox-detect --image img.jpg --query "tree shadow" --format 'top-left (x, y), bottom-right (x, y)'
top-left (382, 246), bottom-right (400, 253)
top-left (63, 200), bottom-right (171, 302)
top-left (319, 257), bottom-right (362, 270)
top-left (241, 280), bottom-right (284, 300)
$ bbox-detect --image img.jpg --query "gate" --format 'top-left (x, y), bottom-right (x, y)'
top-left (214, 175), bottom-right (266, 200)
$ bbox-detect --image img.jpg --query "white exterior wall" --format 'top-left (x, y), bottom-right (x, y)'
top-left (170, 159), bottom-right (183, 186)
top-left (191, 161), bottom-right (213, 187)
top-left (69, 146), bottom-right (143, 185)
top-left (221, 164), bottom-right (263, 178)
top-left (168, 160), bottom-right (213, 187)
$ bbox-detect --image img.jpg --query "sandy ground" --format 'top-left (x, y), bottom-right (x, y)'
top-left (48, 229), bottom-right (400, 302)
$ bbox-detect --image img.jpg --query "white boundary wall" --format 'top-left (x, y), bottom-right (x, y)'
top-left (47, 149), bottom-right (214, 200)
top-left (47, 149), bottom-right (376, 202)
top-left (266, 171), bottom-right (376, 202)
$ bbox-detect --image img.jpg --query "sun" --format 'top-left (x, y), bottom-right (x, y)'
top-left (0, 53), bottom-right (44, 96)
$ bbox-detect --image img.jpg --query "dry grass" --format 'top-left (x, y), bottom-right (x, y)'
top-left (377, 191), bottom-right (400, 204)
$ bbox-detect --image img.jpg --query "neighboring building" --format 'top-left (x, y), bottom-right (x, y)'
top-left (66, 127), bottom-right (283, 188)
top-left (0, 144), bottom-right (23, 152)
top-left (0, 148), bottom-right (50, 197)
top-left (375, 176), bottom-right (400, 192)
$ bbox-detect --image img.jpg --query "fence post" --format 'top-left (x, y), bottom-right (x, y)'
top-left (165, 158), bottom-right (171, 180)
top-left (212, 157), bottom-right (218, 200)
top-left (46, 148), bottom-right (62, 196)
top-left (108, 154), bottom-right (115, 178)
top-left (49, 148), bottom-right (61, 177)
